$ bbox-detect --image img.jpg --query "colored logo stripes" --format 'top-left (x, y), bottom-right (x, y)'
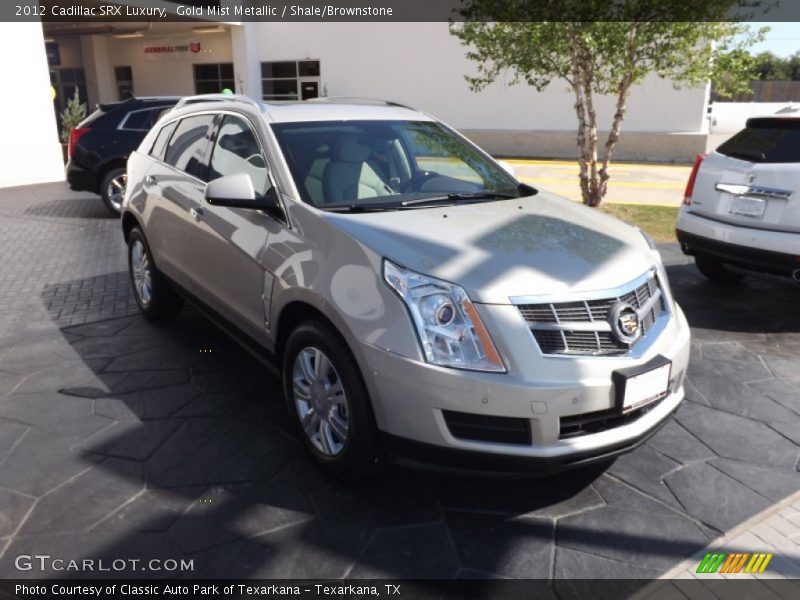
top-left (696, 552), bottom-right (773, 574)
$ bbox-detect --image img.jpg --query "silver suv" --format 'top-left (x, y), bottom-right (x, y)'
top-left (677, 115), bottom-right (800, 283)
top-left (122, 95), bottom-right (690, 479)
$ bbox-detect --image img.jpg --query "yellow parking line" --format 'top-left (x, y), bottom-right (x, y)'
top-left (503, 158), bottom-right (690, 170)
top-left (519, 177), bottom-right (684, 190)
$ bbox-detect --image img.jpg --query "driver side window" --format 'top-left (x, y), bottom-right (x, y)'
top-left (209, 115), bottom-right (269, 195)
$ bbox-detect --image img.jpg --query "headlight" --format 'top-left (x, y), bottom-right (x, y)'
top-left (383, 260), bottom-right (505, 373)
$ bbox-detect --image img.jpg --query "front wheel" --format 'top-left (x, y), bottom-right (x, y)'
top-left (127, 228), bottom-right (184, 320)
top-left (101, 167), bottom-right (127, 215)
top-left (283, 320), bottom-right (384, 480)
top-left (694, 253), bottom-right (743, 284)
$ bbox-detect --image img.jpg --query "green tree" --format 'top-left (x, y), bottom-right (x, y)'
top-left (752, 51), bottom-right (790, 80)
top-left (788, 52), bottom-right (800, 80)
top-left (59, 87), bottom-right (87, 143)
top-left (451, 1), bottom-right (765, 206)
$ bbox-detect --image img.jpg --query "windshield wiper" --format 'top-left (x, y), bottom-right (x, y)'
top-left (321, 203), bottom-right (399, 213)
top-left (400, 191), bottom-right (518, 207)
top-left (322, 191), bottom-right (520, 212)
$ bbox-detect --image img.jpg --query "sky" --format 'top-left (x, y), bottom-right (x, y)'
top-left (742, 22), bottom-right (800, 57)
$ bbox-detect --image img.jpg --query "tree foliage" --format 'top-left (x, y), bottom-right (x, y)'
top-left (451, 0), bottom-right (765, 206)
top-left (752, 51), bottom-right (800, 80)
top-left (59, 87), bottom-right (87, 143)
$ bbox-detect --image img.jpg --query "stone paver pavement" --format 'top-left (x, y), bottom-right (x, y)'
top-left (0, 183), bottom-right (797, 590)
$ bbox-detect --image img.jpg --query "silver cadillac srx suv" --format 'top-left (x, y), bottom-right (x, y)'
top-left (122, 94), bottom-right (690, 479)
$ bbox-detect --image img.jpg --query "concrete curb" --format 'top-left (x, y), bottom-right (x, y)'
top-left (633, 490), bottom-right (800, 598)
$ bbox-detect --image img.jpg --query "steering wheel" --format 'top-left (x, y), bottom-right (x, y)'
top-left (400, 171), bottom-right (440, 193)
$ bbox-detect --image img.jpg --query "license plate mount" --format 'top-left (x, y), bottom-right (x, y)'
top-left (728, 196), bottom-right (765, 218)
top-left (612, 355), bottom-right (672, 414)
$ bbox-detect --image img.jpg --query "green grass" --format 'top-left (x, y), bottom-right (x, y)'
top-left (600, 203), bottom-right (679, 244)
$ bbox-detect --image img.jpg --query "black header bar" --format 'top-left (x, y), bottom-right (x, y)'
top-left (4, 0), bottom-right (800, 23)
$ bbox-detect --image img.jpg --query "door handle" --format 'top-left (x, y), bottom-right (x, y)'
top-left (190, 207), bottom-right (204, 221)
top-left (145, 175), bottom-right (156, 186)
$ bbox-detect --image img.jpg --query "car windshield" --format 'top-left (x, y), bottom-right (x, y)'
top-left (271, 120), bottom-right (522, 210)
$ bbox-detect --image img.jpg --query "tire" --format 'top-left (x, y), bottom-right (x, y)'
top-left (127, 228), bottom-right (184, 320)
top-left (694, 253), bottom-right (744, 284)
top-left (100, 167), bottom-right (127, 215)
top-left (283, 320), bottom-right (384, 480)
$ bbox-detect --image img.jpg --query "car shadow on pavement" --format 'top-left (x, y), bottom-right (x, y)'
top-left (665, 261), bottom-right (800, 335)
top-left (23, 196), bottom-right (115, 220)
top-left (25, 292), bottom-right (622, 582)
top-left (3, 264), bottom-right (798, 590)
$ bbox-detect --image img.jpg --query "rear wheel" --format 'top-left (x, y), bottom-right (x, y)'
top-left (127, 228), bottom-right (184, 320)
top-left (694, 253), bottom-right (744, 284)
top-left (283, 320), bottom-right (384, 480)
top-left (101, 167), bottom-right (127, 215)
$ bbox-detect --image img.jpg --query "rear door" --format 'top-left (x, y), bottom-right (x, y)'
top-left (143, 113), bottom-right (216, 286)
top-left (690, 118), bottom-right (800, 233)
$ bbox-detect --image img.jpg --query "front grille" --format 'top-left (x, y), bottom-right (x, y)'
top-left (517, 273), bottom-right (665, 356)
top-left (442, 410), bottom-right (532, 445)
top-left (559, 398), bottom-right (664, 440)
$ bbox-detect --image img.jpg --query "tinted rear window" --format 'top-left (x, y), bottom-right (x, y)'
top-left (717, 118), bottom-right (800, 163)
top-left (150, 120), bottom-right (178, 161)
top-left (163, 114), bottom-right (215, 180)
top-left (121, 109), bottom-right (156, 131)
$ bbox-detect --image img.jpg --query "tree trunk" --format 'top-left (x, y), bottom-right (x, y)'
top-left (594, 23), bottom-right (640, 207)
top-left (580, 46), bottom-right (602, 207)
top-left (569, 36), bottom-right (592, 206)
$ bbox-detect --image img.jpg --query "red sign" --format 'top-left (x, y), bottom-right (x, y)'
top-left (143, 40), bottom-right (202, 61)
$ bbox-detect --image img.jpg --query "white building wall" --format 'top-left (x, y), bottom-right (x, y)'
top-left (231, 23), bottom-right (262, 97)
top-left (104, 31), bottom-right (234, 98)
top-left (253, 22), bottom-right (708, 134)
top-left (0, 23), bottom-right (65, 188)
top-left (81, 35), bottom-right (116, 108)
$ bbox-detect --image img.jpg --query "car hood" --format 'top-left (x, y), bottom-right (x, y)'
top-left (323, 193), bottom-right (656, 304)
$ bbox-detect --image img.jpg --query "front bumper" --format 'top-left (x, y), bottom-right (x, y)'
top-left (360, 303), bottom-right (690, 473)
top-left (676, 210), bottom-right (800, 277)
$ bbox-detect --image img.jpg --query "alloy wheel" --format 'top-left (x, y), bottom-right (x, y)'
top-left (106, 172), bottom-right (127, 211)
top-left (130, 239), bottom-right (153, 306)
top-left (292, 346), bottom-right (350, 456)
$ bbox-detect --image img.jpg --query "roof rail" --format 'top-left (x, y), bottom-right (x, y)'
top-left (171, 94), bottom-right (262, 111)
top-left (130, 95), bottom-right (182, 102)
top-left (306, 97), bottom-right (416, 111)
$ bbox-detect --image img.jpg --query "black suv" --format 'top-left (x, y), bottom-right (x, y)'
top-left (66, 97), bottom-right (179, 214)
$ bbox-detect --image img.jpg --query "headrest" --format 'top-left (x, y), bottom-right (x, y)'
top-left (218, 131), bottom-right (259, 156)
top-left (334, 135), bottom-right (370, 163)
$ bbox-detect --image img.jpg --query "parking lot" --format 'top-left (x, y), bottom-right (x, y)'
top-left (0, 182), bottom-right (798, 588)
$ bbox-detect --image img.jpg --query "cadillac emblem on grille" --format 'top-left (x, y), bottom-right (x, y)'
top-left (515, 271), bottom-right (665, 356)
top-left (609, 301), bottom-right (641, 346)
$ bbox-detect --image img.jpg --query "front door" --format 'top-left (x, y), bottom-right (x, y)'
top-left (184, 113), bottom-right (273, 338)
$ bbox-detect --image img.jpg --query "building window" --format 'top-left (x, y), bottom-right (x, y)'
top-left (261, 60), bottom-right (320, 101)
top-left (193, 63), bottom-right (234, 95)
top-left (115, 66), bottom-right (134, 100)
